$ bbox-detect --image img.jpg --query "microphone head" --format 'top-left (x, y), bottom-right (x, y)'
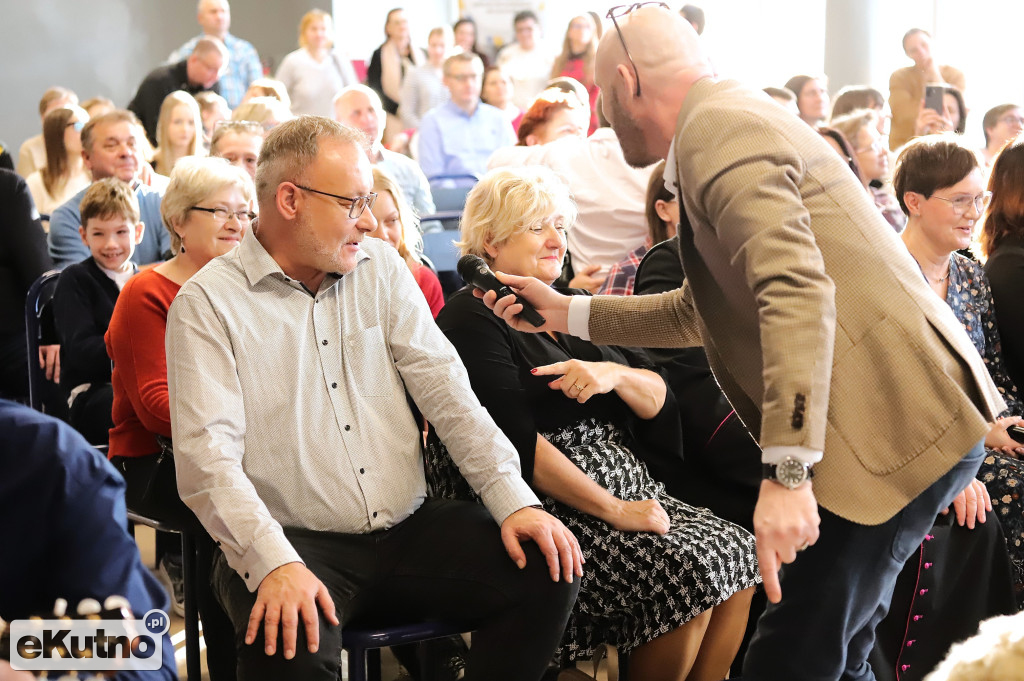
top-left (457, 253), bottom-right (489, 282)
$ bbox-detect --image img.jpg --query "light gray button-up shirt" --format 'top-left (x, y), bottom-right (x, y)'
top-left (166, 233), bottom-right (539, 591)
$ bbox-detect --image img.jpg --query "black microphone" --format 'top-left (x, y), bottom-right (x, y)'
top-left (457, 254), bottom-right (547, 327)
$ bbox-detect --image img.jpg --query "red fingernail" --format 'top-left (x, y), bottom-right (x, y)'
top-left (530, 368), bottom-right (537, 374)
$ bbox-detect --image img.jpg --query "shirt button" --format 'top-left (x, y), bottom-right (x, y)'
top-left (345, 424), bottom-right (351, 431)
top-left (244, 572), bottom-right (249, 579)
top-left (372, 512), bottom-right (378, 518)
top-left (359, 468), bottom-right (365, 474)
top-left (322, 339), bottom-right (328, 346)
top-left (331, 382), bottom-right (338, 389)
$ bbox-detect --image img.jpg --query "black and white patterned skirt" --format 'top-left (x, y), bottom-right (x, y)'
top-left (425, 417), bottom-right (760, 662)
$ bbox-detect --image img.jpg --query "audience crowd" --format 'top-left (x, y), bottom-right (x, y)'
top-left (5, 3), bottom-right (1024, 681)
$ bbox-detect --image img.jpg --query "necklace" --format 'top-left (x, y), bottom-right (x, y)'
top-left (910, 253), bottom-right (951, 284)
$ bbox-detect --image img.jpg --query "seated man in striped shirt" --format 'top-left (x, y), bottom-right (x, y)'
top-left (165, 115), bottom-right (582, 681)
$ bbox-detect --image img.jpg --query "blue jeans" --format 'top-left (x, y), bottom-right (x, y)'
top-left (742, 441), bottom-right (986, 681)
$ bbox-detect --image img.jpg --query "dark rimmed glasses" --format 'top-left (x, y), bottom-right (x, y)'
top-left (606, 2), bottom-right (669, 98)
top-left (293, 184), bottom-right (377, 219)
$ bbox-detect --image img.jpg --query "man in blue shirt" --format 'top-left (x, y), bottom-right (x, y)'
top-left (49, 111), bottom-right (170, 269)
top-left (169, 0), bottom-right (262, 110)
top-left (0, 399), bottom-right (176, 680)
top-left (418, 53), bottom-right (516, 183)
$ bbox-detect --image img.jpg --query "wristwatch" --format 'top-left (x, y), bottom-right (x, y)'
top-left (762, 456), bottom-right (814, 490)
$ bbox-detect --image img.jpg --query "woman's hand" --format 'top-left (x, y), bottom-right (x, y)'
top-left (533, 359), bottom-right (622, 404)
top-left (568, 264), bottom-right (607, 294)
top-left (984, 416), bottom-right (1024, 457)
top-left (607, 498), bottom-right (670, 534)
top-left (914, 106), bottom-right (954, 136)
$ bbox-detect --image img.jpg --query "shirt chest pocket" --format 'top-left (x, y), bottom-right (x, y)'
top-left (342, 325), bottom-right (393, 397)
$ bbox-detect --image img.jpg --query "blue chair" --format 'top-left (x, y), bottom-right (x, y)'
top-left (342, 621), bottom-right (473, 681)
top-left (427, 174), bottom-right (478, 213)
top-left (24, 270), bottom-right (60, 411)
top-left (421, 230), bottom-right (464, 298)
top-left (419, 210), bottom-right (462, 233)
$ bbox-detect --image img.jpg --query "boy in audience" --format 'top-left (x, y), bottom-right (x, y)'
top-left (52, 178), bottom-right (143, 445)
top-left (209, 119), bottom-right (263, 180)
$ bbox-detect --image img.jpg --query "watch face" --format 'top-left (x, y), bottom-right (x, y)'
top-left (777, 459), bottom-right (808, 487)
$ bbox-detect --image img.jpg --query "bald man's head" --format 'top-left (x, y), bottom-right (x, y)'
top-left (596, 5), bottom-right (713, 166)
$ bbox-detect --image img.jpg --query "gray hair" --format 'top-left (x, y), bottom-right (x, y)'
top-left (161, 156), bottom-right (254, 251)
top-left (255, 115), bottom-right (369, 207)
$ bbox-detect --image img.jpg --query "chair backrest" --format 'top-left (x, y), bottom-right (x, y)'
top-left (421, 230), bottom-right (465, 298)
top-left (25, 270), bottom-right (60, 411)
top-left (419, 210), bottom-right (462, 233)
top-left (428, 174), bottom-right (478, 212)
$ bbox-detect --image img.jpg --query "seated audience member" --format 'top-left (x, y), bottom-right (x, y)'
top-left (17, 86), bottom-right (78, 177)
top-left (333, 85), bottom-right (435, 215)
top-left (913, 84), bottom-right (967, 138)
top-left (496, 11), bottom-right (553, 111)
top-left (0, 140), bottom-right (13, 171)
top-left (418, 52), bottom-right (515, 182)
top-left (763, 86), bottom-right (799, 116)
top-left (240, 77), bottom-right (292, 109)
top-left (894, 134), bottom-right (1024, 608)
top-left (0, 169), bottom-right (52, 402)
top-left (81, 95), bottom-right (116, 119)
top-left (129, 36), bottom-right (227, 146)
top-left (980, 103), bottom-right (1024, 168)
top-left (453, 17), bottom-right (490, 68)
top-left (24, 105), bottom-right (91, 220)
top-left (209, 119), bottom-right (263, 180)
top-left (598, 160), bottom-right (676, 296)
top-left (371, 168), bottom-right (443, 316)
top-left (153, 91), bottom-right (205, 175)
top-left (169, 0), bottom-right (262, 110)
top-left (164, 116), bottom-right (582, 681)
top-left (983, 137), bottom-right (1024, 397)
top-left (49, 111), bottom-right (171, 269)
top-left (195, 90), bottom-right (231, 149)
top-left (550, 14), bottom-right (600, 134)
top-left (680, 4), bottom-right (705, 34)
top-left (514, 87), bottom-right (587, 147)
top-left (487, 100), bottom-right (653, 288)
top-left (0, 399), bottom-right (176, 681)
top-left (481, 65), bottom-right (522, 130)
top-left (889, 28), bottom-right (966, 150)
top-left (831, 108), bottom-right (906, 231)
top-left (367, 8), bottom-right (425, 144)
top-left (398, 26), bottom-right (453, 130)
top-left (785, 74), bottom-right (830, 127)
top-left (923, 611), bottom-right (1024, 681)
top-left (231, 96), bottom-right (292, 131)
top-left (105, 157), bottom-right (251, 677)
top-left (52, 179), bottom-right (142, 446)
top-left (830, 85), bottom-right (889, 134)
top-left (426, 166), bottom-right (758, 678)
top-left (276, 9), bottom-right (358, 118)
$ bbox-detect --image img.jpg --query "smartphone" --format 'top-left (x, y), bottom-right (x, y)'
top-left (1008, 425), bottom-right (1024, 444)
top-left (924, 85), bottom-right (944, 113)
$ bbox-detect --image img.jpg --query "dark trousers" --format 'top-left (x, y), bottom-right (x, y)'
top-left (211, 498), bottom-right (580, 681)
top-left (68, 383), bottom-right (113, 446)
top-left (742, 441), bottom-right (986, 681)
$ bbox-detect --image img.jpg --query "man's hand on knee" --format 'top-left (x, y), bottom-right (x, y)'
top-left (245, 562), bottom-right (338, 659)
top-left (501, 506), bottom-right (584, 583)
top-left (754, 480), bottom-right (820, 604)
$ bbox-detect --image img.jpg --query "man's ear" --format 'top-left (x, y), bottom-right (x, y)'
top-left (276, 182), bottom-right (301, 220)
top-left (616, 63), bottom-right (637, 101)
top-left (134, 221), bottom-right (146, 245)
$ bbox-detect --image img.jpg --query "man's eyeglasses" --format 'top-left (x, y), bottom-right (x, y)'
top-left (929, 191), bottom-right (992, 216)
top-left (605, 2), bottom-right (669, 98)
top-left (998, 114), bottom-right (1024, 127)
top-left (190, 206), bottom-right (257, 224)
top-left (293, 184), bottom-right (377, 219)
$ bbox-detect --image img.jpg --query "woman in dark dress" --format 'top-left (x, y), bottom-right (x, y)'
top-left (425, 166), bottom-right (758, 680)
top-left (893, 134), bottom-right (1024, 608)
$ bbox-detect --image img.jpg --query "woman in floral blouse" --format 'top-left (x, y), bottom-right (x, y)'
top-left (894, 133), bottom-right (1024, 607)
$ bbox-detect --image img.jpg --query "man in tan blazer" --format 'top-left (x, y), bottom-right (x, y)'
top-left (479, 6), bottom-right (1004, 680)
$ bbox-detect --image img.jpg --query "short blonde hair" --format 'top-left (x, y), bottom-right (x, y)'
top-left (160, 156), bottom-right (255, 252)
top-left (244, 78), bottom-right (292, 111)
top-left (458, 166), bottom-right (577, 261)
top-left (155, 91), bottom-right (204, 172)
top-left (924, 612), bottom-right (1024, 681)
top-left (372, 167), bottom-right (422, 260)
top-left (298, 9), bottom-right (333, 50)
top-left (210, 120), bottom-right (264, 156)
top-left (80, 177), bottom-right (140, 227)
top-left (231, 97), bottom-right (293, 130)
top-left (255, 115), bottom-right (368, 210)
top-left (830, 108), bottom-right (878, 151)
